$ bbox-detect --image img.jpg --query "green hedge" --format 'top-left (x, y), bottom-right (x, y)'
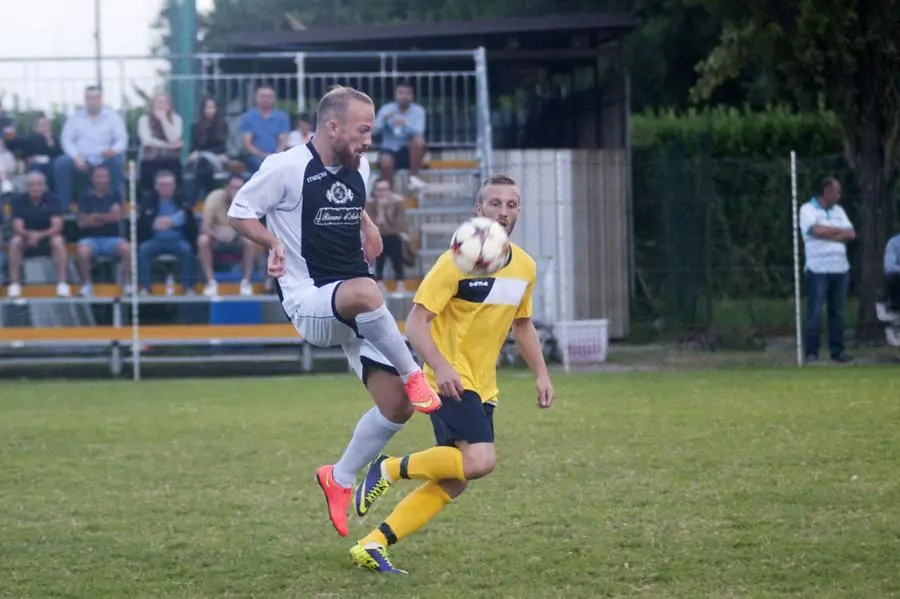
top-left (631, 105), bottom-right (844, 159)
top-left (629, 106), bottom-right (865, 330)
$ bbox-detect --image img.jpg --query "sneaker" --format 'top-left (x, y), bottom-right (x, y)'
top-left (408, 175), bottom-right (426, 192)
top-left (7, 282), bottom-right (22, 298)
top-left (239, 279), bottom-right (254, 296)
top-left (56, 282), bottom-right (71, 297)
top-left (404, 370), bottom-right (442, 414)
top-left (315, 465), bottom-right (352, 537)
top-left (831, 353), bottom-right (854, 363)
top-left (354, 453), bottom-right (392, 517)
top-left (122, 283), bottom-right (134, 297)
top-left (349, 542), bottom-right (407, 574)
top-left (203, 280), bottom-right (219, 298)
top-left (79, 283), bottom-right (94, 297)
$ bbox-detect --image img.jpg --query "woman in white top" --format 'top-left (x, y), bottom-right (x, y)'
top-left (285, 113), bottom-right (314, 148)
top-left (137, 92), bottom-right (184, 193)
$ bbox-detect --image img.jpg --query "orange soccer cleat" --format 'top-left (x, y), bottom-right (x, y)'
top-left (315, 465), bottom-right (352, 537)
top-left (403, 371), bottom-right (442, 414)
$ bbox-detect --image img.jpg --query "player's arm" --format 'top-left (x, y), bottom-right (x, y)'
top-left (227, 157), bottom-right (285, 251)
top-left (510, 273), bottom-right (555, 408)
top-left (406, 253), bottom-right (465, 399)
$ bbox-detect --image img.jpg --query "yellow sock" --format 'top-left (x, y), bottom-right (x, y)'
top-left (384, 446), bottom-right (465, 482)
top-left (359, 481), bottom-right (452, 547)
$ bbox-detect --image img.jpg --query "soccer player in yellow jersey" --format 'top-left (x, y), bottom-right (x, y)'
top-left (348, 174), bottom-right (556, 574)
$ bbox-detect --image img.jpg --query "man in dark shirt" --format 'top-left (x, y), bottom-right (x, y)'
top-left (6, 171), bottom-right (70, 298)
top-left (22, 116), bottom-right (63, 190)
top-left (137, 170), bottom-right (196, 295)
top-left (76, 166), bottom-right (132, 296)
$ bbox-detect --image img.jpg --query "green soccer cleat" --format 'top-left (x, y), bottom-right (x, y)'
top-left (354, 453), bottom-right (392, 517)
top-left (349, 542), bottom-right (408, 574)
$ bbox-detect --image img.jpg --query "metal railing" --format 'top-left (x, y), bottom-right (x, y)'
top-left (0, 49), bottom-right (493, 176)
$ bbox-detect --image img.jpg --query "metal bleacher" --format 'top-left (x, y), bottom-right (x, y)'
top-left (0, 48), bottom-right (492, 377)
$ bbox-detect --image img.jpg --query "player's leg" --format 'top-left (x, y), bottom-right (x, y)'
top-left (316, 347), bottom-right (413, 537)
top-left (331, 277), bottom-right (440, 413)
top-left (351, 397), bottom-right (496, 573)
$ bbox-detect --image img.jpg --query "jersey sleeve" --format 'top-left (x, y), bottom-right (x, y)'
top-left (413, 251), bottom-right (462, 316)
top-left (227, 155), bottom-right (286, 219)
top-left (515, 264), bottom-right (536, 320)
top-left (798, 203), bottom-right (817, 237)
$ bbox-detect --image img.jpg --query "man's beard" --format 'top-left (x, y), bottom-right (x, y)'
top-left (335, 142), bottom-right (360, 170)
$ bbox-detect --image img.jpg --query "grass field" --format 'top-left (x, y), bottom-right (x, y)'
top-left (2, 368), bottom-right (899, 599)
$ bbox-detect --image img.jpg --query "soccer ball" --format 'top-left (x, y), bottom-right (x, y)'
top-left (449, 216), bottom-right (510, 276)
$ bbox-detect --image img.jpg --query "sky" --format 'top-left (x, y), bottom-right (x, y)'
top-left (0, 0), bottom-right (215, 112)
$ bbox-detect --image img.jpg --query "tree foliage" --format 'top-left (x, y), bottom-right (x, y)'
top-left (690, 0), bottom-right (900, 339)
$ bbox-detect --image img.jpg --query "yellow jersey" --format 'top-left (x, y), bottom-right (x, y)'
top-left (413, 242), bottom-right (536, 403)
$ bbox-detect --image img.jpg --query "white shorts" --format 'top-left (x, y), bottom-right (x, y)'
top-left (289, 281), bottom-right (395, 382)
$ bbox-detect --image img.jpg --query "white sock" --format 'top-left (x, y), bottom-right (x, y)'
top-left (332, 406), bottom-right (404, 488)
top-left (355, 303), bottom-right (420, 381)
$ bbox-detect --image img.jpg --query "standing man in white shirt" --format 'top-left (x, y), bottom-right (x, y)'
top-left (798, 176), bottom-right (855, 363)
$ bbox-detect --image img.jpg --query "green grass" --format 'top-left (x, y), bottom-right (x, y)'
top-left (2, 369), bottom-right (899, 599)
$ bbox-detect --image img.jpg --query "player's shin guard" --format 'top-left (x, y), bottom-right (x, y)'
top-left (384, 446), bottom-right (465, 482)
top-left (360, 481), bottom-right (452, 547)
top-left (354, 303), bottom-right (420, 380)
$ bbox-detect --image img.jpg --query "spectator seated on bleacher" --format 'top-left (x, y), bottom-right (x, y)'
top-left (75, 165), bottom-right (132, 297)
top-left (5, 171), bottom-right (69, 298)
top-left (198, 173), bottom-right (255, 297)
top-left (286, 112), bottom-right (314, 149)
top-left (184, 97), bottom-right (231, 202)
top-left (0, 206), bottom-right (6, 284)
top-left (0, 137), bottom-right (17, 195)
top-left (239, 84), bottom-right (289, 174)
top-left (136, 170), bottom-right (197, 296)
top-left (56, 85), bottom-right (128, 207)
top-left (367, 178), bottom-right (410, 293)
top-left (20, 115), bottom-right (63, 191)
top-left (374, 80), bottom-right (427, 192)
top-left (138, 92), bottom-right (184, 193)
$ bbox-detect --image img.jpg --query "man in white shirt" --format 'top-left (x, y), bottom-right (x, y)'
top-left (798, 176), bottom-right (855, 363)
top-left (226, 86), bottom-right (441, 540)
top-left (884, 232), bottom-right (900, 312)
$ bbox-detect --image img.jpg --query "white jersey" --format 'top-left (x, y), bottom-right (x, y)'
top-left (799, 198), bottom-right (853, 274)
top-left (227, 142), bottom-right (373, 315)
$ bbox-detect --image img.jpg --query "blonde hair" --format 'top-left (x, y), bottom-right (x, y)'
top-left (316, 86), bottom-right (374, 128)
top-left (476, 173), bottom-right (518, 204)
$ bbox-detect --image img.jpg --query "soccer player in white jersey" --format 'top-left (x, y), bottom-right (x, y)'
top-left (227, 86), bottom-right (441, 538)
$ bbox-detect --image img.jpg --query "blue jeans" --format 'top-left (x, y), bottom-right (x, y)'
top-left (138, 236), bottom-right (194, 290)
top-left (804, 270), bottom-right (849, 358)
top-left (54, 154), bottom-right (125, 206)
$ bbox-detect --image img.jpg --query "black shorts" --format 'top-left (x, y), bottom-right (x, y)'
top-left (379, 147), bottom-right (410, 170)
top-left (23, 238), bottom-right (52, 259)
top-left (430, 390), bottom-right (495, 447)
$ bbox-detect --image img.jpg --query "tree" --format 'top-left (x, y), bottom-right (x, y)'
top-left (689, 0), bottom-right (900, 340)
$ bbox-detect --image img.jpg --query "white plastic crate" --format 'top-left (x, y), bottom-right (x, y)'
top-left (555, 319), bottom-right (609, 372)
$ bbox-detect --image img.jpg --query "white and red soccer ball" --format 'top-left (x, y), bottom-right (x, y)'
top-left (449, 216), bottom-right (510, 276)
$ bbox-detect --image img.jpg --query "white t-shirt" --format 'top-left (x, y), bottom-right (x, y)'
top-left (799, 198), bottom-right (853, 274)
top-left (227, 143), bottom-right (373, 315)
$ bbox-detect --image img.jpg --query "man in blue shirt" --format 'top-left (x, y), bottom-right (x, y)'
top-left (884, 232), bottom-right (900, 311)
top-left (374, 81), bottom-right (427, 192)
top-left (75, 165), bottom-right (132, 296)
top-left (55, 86), bottom-right (128, 206)
top-left (238, 84), bottom-right (290, 174)
top-left (136, 170), bottom-right (196, 295)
